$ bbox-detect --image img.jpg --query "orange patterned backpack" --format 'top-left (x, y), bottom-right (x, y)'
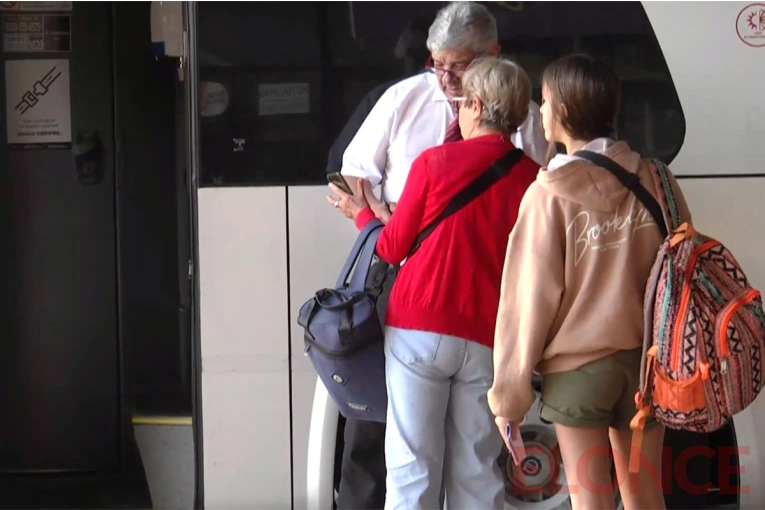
top-left (575, 151), bottom-right (765, 474)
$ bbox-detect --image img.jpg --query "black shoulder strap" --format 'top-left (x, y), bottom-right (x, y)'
top-left (574, 150), bottom-right (669, 239)
top-left (407, 148), bottom-right (524, 258)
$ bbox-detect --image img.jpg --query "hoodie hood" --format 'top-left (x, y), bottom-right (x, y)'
top-left (537, 139), bottom-right (642, 213)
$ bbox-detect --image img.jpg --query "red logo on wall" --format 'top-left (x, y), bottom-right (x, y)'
top-left (736, 3), bottom-right (765, 47)
top-left (0, 1), bottom-right (19, 9)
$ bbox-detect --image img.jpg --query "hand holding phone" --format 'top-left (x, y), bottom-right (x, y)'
top-left (327, 172), bottom-right (354, 196)
top-left (505, 422), bottom-right (526, 466)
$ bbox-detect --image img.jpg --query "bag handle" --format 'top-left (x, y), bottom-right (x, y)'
top-left (348, 224), bottom-right (384, 292)
top-left (573, 150), bottom-right (669, 239)
top-left (407, 148), bottom-right (524, 258)
top-left (335, 219), bottom-right (384, 289)
top-left (314, 288), bottom-right (369, 310)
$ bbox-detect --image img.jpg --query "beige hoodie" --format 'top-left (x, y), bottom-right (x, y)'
top-left (487, 139), bottom-right (692, 422)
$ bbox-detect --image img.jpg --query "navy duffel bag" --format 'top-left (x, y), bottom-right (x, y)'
top-left (297, 219), bottom-right (389, 422)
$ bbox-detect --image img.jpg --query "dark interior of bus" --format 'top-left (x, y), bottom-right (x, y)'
top-left (1, 2), bottom-right (186, 507)
top-left (0, 1), bottom-right (743, 508)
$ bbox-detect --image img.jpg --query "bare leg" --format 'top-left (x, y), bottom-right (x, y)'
top-left (609, 426), bottom-right (666, 510)
top-left (555, 424), bottom-right (616, 510)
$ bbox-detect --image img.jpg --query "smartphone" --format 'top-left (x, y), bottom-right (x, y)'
top-left (505, 422), bottom-right (527, 466)
top-left (327, 172), bottom-right (353, 196)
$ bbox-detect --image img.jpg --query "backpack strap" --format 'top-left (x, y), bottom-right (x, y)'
top-left (649, 159), bottom-right (681, 232)
top-left (407, 148), bottom-right (524, 258)
top-left (628, 347), bottom-right (659, 473)
top-left (574, 150), bottom-right (669, 239)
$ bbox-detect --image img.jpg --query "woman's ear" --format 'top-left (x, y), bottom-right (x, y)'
top-left (471, 97), bottom-right (484, 121)
top-left (558, 103), bottom-right (569, 123)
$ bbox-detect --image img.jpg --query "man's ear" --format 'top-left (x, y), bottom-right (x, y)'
top-left (488, 43), bottom-right (501, 57)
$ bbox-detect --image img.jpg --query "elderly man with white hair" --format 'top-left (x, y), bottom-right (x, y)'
top-left (327, 3), bottom-right (545, 510)
top-left (329, 1), bottom-right (546, 218)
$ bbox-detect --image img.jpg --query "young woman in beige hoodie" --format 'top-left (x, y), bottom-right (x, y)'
top-left (488, 54), bottom-right (692, 510)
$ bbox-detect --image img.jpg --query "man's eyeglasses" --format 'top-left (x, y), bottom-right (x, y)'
top-left (424, 56), bottom-right (471, 77)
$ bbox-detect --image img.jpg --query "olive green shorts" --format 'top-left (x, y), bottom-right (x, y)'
top-left (539, 348), bottom-right (658, 431)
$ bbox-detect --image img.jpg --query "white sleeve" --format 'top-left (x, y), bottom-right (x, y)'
top-left (340, 88), bottom-right (397, 188)
top-left (512, 100), bottom-right (548, 167)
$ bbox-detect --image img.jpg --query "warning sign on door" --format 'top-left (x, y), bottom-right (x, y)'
top-left (3, 13), bottom-right (71, 52)
top-left (0, 2), bottom-right (72, 12)
top-left (5, 58), bottom-right (71, 144)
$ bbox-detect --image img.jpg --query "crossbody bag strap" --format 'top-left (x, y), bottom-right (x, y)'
top-left (574, 150), bottom-right (669, 239)
top-left (407, 148), bottom-right (524, 258)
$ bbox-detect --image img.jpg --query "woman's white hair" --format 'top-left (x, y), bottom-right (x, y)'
top-left (426, 2), bottom-right (498, 54)
top-left (462, 57), bottom-right (531, 135)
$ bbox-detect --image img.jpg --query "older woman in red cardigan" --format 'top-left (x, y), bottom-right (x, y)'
top-left (328, 56), bottom-right (540, 510)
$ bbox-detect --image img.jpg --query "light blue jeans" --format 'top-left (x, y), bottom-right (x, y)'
top-left (383, 326), bottom-right (505, 510)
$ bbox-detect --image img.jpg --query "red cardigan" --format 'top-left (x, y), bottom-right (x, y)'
top-left (355, 134), bottom-right (540, 349)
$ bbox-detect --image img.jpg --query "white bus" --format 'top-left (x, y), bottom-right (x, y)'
top-left (192, 1), bottom-right (765, 509)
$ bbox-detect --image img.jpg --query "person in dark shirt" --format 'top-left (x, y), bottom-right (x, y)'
top-left (325, 16), bottom-right (431, 176)
top-left (326, 15), bottom-right (431, 510)
top-left (325, 80), bottom-right (400, 176)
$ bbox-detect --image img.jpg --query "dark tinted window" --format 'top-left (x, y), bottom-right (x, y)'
top-left (196, 1), bottom-right (684, 187)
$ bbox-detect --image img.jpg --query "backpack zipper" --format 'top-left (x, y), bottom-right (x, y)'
top-left (671, 240), bottom-right (719, 373)
top-left (716, 288), bottom-right (761, 374)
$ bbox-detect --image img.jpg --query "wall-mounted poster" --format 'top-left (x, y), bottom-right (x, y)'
top-left (5, 58), bottom-right (71, 145)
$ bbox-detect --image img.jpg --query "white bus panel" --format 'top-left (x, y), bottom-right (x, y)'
top-left (644, 2), bottom-right (765, 176)
top-left (198, 188), bottom-right (292, 509)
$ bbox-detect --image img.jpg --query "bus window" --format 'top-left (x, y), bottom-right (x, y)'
top-left (196, 1), bottom-right (684, 186)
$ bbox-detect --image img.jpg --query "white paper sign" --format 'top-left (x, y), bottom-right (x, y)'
top-left (258, 82), bottom-right (309, 116)
top-left (0, 2), bottom-right (72, 11)
top-left (5, 58), bottom-right (71, 144)
top-left (200, 81), bottom-right (229, 117)
top-left (3, 14), bottom-right (72, 53)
